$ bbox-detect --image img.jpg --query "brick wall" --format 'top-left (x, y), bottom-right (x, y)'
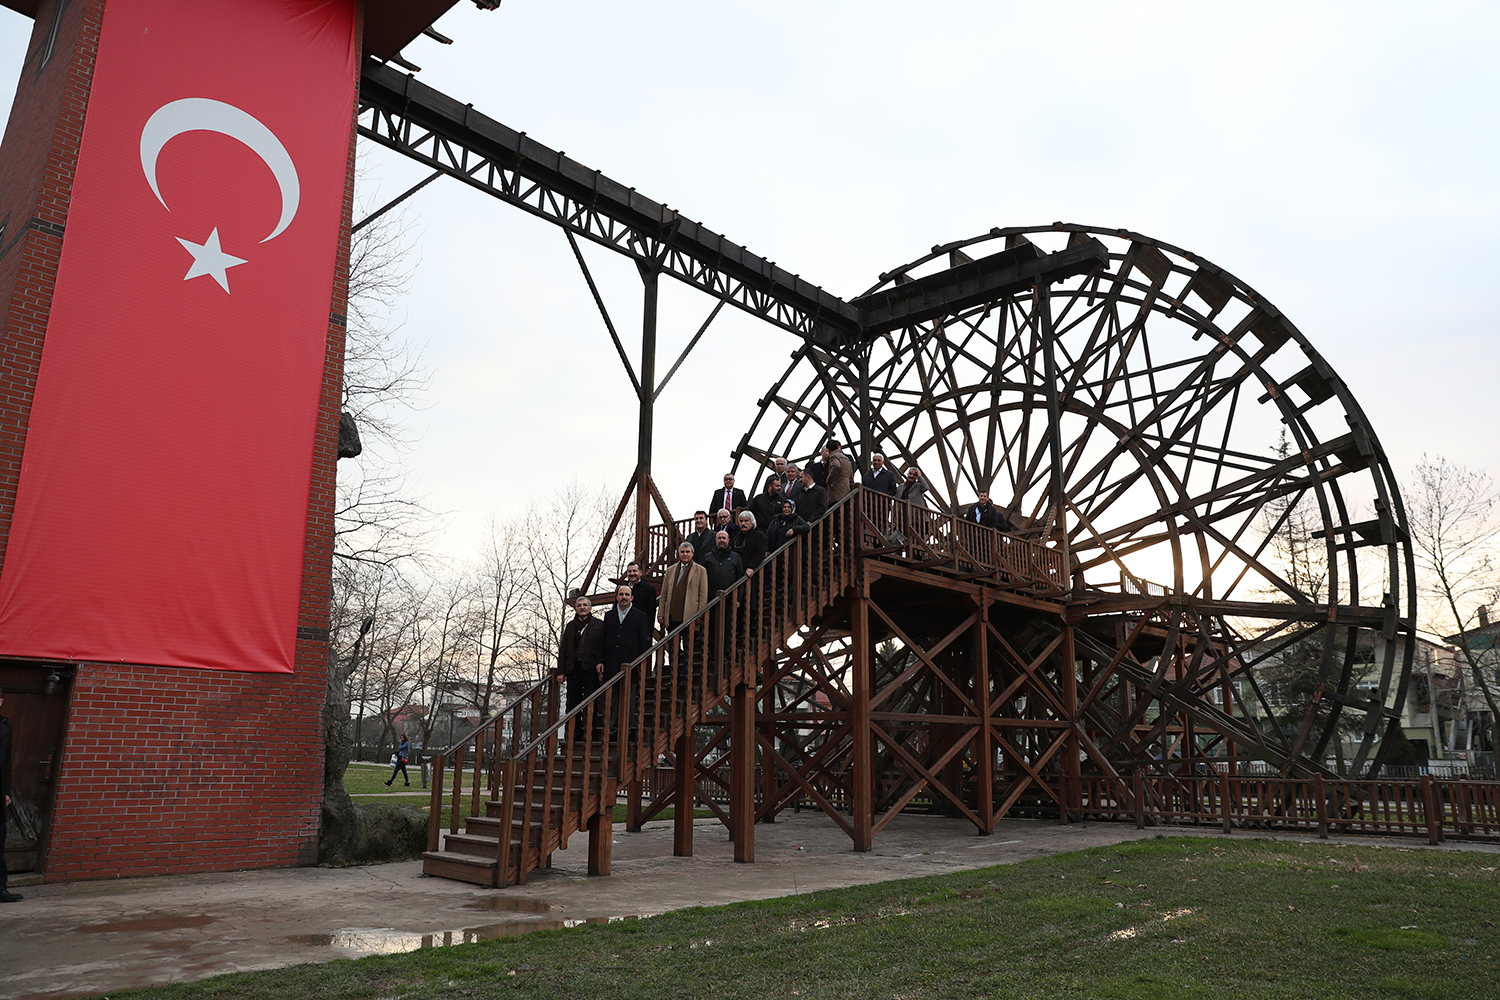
top-left (0, 0), bottom-right (357, 880)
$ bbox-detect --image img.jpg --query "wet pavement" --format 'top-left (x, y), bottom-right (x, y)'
top-left (5, 813), bottom-right (1497, 1000)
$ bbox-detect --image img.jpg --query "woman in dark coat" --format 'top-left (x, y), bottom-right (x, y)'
top-left (732, 511), bottom-right (769, 574)
top-left (766, 498), bottom-right (810, 552)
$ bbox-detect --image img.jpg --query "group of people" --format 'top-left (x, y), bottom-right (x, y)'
top-left (553, 438), bottom-right (1018, 714)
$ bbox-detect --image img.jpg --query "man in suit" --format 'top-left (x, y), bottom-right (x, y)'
top-left (624, 561), bottom-right (657, 624)
top-left (771, 456), bottom-right (795, 492)
top-left (0, 687), bottom-right (17, 902)
top-left (897, 467), bottom-right (929, 508)
top-left (600, 584), bottom-right (652, 733)
top-left (685, 510), bottom-right (715, 559)
top-left (862, 452), bottom-right (898, 496)
top-left (709, 473), bottom-right (747, 518)
top-left (555, 596), bottom-right (604, 713)
top-left (795, 468), bottom-right (829, 523)
top-left (658, 542), bottom-right (710, 688)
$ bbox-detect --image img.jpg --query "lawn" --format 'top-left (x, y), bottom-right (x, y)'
top-left (105, 836), bottom-right (1500, 999)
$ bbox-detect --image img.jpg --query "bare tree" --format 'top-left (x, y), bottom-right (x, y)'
top-left (335, 175), bottom-right (433, 567)
top-left (1407, 454), bottom-right (1500, 755)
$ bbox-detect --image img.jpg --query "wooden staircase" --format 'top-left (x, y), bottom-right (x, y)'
top-left (421, 494), bottom-right (864, 887)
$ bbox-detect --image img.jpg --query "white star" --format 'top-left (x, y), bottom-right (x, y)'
top-left (175, 227), bottom-right (247, 293)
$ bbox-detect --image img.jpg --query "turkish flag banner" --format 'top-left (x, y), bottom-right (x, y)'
top-left (0, 0), bottom-right (358, 672)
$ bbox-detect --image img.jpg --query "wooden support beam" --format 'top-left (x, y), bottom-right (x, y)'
top-left (851, 589), bottom-right (874, 851)
top-left (587, 780), bottom-right (615, 876)
top-left (674, 724), bottom-right (695, 857)
top-left (731, 682), bottom-right (756, 862)
top-left (975, 598), bottom-right (995, 833)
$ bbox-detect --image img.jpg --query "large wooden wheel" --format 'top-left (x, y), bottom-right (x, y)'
top-left (736, 225), bottom-right (1417, 775)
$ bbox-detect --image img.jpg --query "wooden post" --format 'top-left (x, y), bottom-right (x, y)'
top-left (1220, 770), bottom-right (1233, 835)
top-left (1133, 769), bottom-right (1146, 829)
top-left (731, 681), bottom-right (756, 862)
top-left (632, 263), bottom-right (659, 560)
top-left (851, 586), bottom-right (874, 851)
top-left (626, 778), bottom-right (643, 832)
top-left (427, 751), bottom-right (447, 852)
top-left (975, 599), bottom-right (995, 833)
top-left (1314, 773), bottom-right (1326, 839)
top-left (587, 779), bottom-right (615, 876)
top-left (1061, 624), bottom-right (1079, 824)
top-left (674, 722), bottom-right (696, 857)
top-left (1421, 775), bottom-right (1442, 845)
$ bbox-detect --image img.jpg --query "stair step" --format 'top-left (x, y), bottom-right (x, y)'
top-left (444, 831), bottom-right (507, 859)
top-left (422, 850), bottom-right (501, 886)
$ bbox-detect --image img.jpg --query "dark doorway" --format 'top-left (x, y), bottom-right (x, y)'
top-left (2, 661), bottom-right (73, 874)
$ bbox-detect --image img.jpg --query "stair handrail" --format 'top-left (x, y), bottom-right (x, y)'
top-left (509, 489), bottom-right (864, 764)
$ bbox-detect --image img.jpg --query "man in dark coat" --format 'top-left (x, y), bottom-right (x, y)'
top-left (700, 530), bottom-right (746, 594)
top-left (709, 473), bottom-right (747, 518)
top-left (771, 456), bottom-right (796, 492)
top-left (685, 510), bottom-right (715, 559)
top-left (623, 561), bottom-right (657, 624)
top-left (965, 490), bottom-right (1008, 530)
top-left (748, 476), bottom-right (784, 529)
top-left (601, 585), bottom-right (652, 684)
top-left (862, 452), bottom-right (898, 496)
top-left (795, 468), bottom-right (829, 523)
top-left (0, 687), bottom-right (17, 901)
top-left (601, 584), bottom-right (652, 733)
top-left (555, 596), bottom-right (604, 712)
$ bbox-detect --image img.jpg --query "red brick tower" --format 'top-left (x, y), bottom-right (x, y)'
top-left (0, 0), bottom-right (459, 880)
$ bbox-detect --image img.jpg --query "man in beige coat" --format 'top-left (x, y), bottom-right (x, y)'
top-left (658, 541), bottom-right (709, 688)
top-left (824, 438), bottom-right (854, 504)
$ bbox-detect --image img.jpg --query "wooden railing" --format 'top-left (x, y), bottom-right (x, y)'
top-left (856, 490), bottom-right (1067, 592)
top-left (1070, 770), bottom-right (1500, 843)
top-left (425, 492), bottom-right (864, 884)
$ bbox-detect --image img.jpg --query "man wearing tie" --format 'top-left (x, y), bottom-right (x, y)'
top-left (710, 473), bottom-right (747, 517)
top-left (601, 584), bottom-right (652, 733)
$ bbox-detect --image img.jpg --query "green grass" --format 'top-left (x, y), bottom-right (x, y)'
top-left (106, 836), bottom-right (1500, 999)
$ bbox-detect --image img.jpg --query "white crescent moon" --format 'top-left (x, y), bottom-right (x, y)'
top-left (140, 98), bottom-right (300, 243)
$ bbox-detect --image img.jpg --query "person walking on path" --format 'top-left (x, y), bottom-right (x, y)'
top-left (385, 734), bottom-right (411, 786)
top-left (0, 687), bottom-right (18, 902)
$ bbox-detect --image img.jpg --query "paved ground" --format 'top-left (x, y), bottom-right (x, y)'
top-left (6, 813), bottom-right (1498, 1000)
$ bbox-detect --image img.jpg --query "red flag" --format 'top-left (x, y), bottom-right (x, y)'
top-left (0, 0), bottom-right (358, 672)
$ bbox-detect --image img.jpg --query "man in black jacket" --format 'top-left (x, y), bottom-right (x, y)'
top-left (623, 561), bottom-right (657, 624)
top-left (555, 596), bottom-right (604, 712)
top-left (748, 476), bottom-right (784, 530)
top-left (794, 468), bottom-right (829, 523)
top-left (966, 490), bottom-right (1008, 530)
top-left (685, 510), bottom-right (715, 559)
top-left (700, 531), bottom-right (746, 594)
top-left (601, 585), bottom-right (652, 734)
top-left (0, 687), bottom-right (17, 902)
top-left (862, 452), bottom-right (898, 496)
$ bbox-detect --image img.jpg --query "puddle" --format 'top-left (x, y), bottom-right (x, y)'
top-left (463, 897), bottom-right (556, 913)
top-left (78, 914), bottom-right (216, 934)
top-left (281, 915), bottom-right (641, 956)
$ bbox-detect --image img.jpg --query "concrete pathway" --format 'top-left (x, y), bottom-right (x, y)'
top-left (5, 814), bottom-right (1496, 1000)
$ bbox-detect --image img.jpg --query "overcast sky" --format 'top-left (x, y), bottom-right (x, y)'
top-left (2, 2), bottom-right (1496, 565)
